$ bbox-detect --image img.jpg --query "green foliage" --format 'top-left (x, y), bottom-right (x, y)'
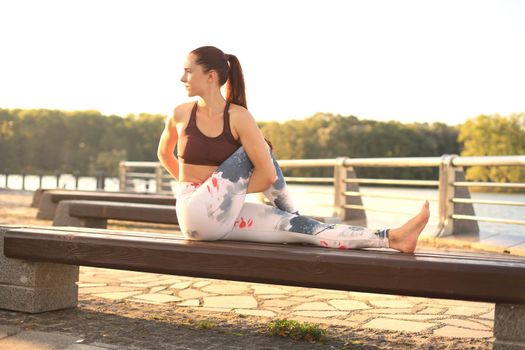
top-left (260, 113), bottom-right (460, 179)
top-left (267, 319), bottom-right (326, 342)
top-left (458, 113), bottom-right (525, 188)
top-left (0, 108), bottom-right (165, 176)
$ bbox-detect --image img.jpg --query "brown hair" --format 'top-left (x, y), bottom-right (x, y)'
top-left (191, 46), bottom-right (247, 109)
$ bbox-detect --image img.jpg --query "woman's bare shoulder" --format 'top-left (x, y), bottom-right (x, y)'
top-left (229, 103), bottom-right (254, 124)
top-left (172, 101), bottom-right (195, 122)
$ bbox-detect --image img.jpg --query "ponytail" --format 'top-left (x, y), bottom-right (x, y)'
top-left (225, 54), bottom-right (247, 109)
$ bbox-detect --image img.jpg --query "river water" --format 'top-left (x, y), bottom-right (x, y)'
top-left (2, 174), bottom-right (524, 237)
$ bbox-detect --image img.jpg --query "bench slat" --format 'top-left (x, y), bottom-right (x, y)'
top-left (5, 227), bottom-right (525, 304)
top-left (67, 200), bottom-right (178, 224)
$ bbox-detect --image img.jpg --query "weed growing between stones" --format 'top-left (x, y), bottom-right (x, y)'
top-left (267, 319), bottom-right (326, 342)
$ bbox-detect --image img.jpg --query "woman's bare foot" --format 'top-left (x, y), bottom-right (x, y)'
top-left (388, 201), bottom-right (430, 253)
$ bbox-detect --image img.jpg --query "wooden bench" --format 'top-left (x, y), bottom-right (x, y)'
top-left (36, 190), bottom-right (176, 220)
top-left (1, 225), bottom-right (525, 347)
top-left (53, 200), bottom-right (179, 228)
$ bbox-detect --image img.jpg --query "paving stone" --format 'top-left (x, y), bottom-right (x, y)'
top-left (195, 307), bottom-right (232, 313)
top-left (133, 293), bottom-right (182, 303)
top-left (64, 344), bottom-right (110, 350)
top-left (76, 283), bottom-right (107, 288)
top-left (178, 288), bottom-right (210, 300)
top-left (369, 299), bottom-right (414, 308)
top-left (293, 290), bottom-right (322, 297)
top-left (417, 307), bottom-right (446, 314)
top-left (310, 293), bottom-right (352, 300)
top-left (293, 311), bottom-right (348, 318)
top-left (121, 282), bottom-right (167, 288)
top-left (364, 318), bottom-right (437, 332)
top-left (169, 282), bottom-right (192, 290)
top-left (234, 309), bottom-right (276, 317)
top-left (478, 319), bottom-right (494, 328)
top-left (292, 316), bottom-right (356, 327)
top-left (192, 281), bottom-right (211, 288)
top-left (258, 294), bottom-right (287, 300)
top-left (480, 310), bottom-right (495, 320)
top-left (383, 314), bottom-right (448, 321)
top-left (117, 275), bottom-right (165, 282)
top-left (433, 325), bottom-right (493, 338)
top-left (150, 286), bottom-right (167, 293)
top-left (251, 285), bottom-right (289, 295)
top-left (405, 296), bottom-right (430, 304)
top-left (364, 308), bottom-right (413, 314)
top-left (349, 292), bottom-right (397, 300)
top-left (440, 318), bottom-right (491, 330)
top-left (294, 302), bottom-right (335, 311)
top-left (445, 306), bottom-right (489, 316)
top-left (178, 299), bottom-right (200, 307)
top-left (0, 331), bottom-right (79, 349)
top-left (129, 298), bottom-right (163, 305)
top-left (78, 276), bottom-right (117, 284)
top-left (263, 299), bottom-right (298, 308)
top-left (287, 297), bottom-right (311, 302)
top-left (345, 313), bottom-right (374, 324)
top-left (92, 291), bottom-right (143, 300)
top-left (329, 299), bottom-right (370, 311)
top-left (203, 296), bottom-right (257, 309)
top-left (202, 283), bottom-right (248, 295)
top-left (79, 286), bottom-right (141, 295)
top-left (432, 299), bottom-right (494, 308)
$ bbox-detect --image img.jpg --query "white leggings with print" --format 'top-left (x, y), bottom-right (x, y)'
top-left (175, 147), bottom-right (389, 249)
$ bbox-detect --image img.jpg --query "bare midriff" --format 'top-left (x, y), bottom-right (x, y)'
top-left (178, 161), bottom-right (217, 184)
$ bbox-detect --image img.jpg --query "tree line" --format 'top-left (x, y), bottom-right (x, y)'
top-left (0, 108), bottom-right (523, 183)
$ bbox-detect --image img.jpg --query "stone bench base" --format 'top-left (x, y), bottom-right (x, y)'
top-left (0, 227), bottom-right (78, 313)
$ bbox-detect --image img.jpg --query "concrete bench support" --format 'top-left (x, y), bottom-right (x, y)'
top-left (494, 304), bottom-right (525, 349)
top-left (0, 227), bottom-right (79, 313)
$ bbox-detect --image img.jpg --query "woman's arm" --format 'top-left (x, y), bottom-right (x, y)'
top-left (232, 108), bottom-right (277, 193)
top-left (157, 108), bottom-right (180, 180)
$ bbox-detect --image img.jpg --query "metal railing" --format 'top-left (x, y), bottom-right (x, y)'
top-left (119, 155), bottom-right (525, 237)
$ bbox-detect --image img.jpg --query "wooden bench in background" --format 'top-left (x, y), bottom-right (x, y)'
top-left (36, 190), bottom-right (176, 220)
top-left (53, 200), bottom-right (178, 228)
top-left (1, 224), bottom-right (525, 348)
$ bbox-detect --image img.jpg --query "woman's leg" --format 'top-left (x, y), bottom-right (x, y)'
top-left (222, 201), bottom-right (430, 252)
top-left (221, 202), bottom-right (390, 249)
top-left (176, 147), bottom-right (297, 240)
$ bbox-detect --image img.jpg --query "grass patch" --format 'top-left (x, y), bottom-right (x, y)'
top-left (195, 320), bottom-right (216, 329)
top-left (267, 319), bottom-right (326, 342)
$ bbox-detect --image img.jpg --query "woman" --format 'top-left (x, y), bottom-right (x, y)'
top-left (158, 46), bottom-right (429, 253)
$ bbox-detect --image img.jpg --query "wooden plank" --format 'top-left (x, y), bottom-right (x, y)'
top-left (47, 190), bottom-right (176, 205)
top-left (5, 227), bottom-right (525, 304)
top-left (66, 200), bottom-right (178, 224)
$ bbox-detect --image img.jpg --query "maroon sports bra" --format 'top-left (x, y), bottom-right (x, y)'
top-left (177, 102), bottom-right (241, 166)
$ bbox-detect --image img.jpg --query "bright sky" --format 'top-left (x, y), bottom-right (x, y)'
top-left (1, 0), bottom-right (524, 125)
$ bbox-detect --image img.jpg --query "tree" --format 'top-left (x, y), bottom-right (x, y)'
top-left (459, 113), bottom-right (525, 187)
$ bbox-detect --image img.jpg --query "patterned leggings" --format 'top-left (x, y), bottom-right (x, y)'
top-left (175, 147), bottom-right (389, 249)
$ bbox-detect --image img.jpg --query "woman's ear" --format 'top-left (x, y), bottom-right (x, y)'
top-left (207, 69), bottom-right (217, 83)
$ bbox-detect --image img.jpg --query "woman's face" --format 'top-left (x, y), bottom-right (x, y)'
top-left (180, 54), bottom-right (208, 97)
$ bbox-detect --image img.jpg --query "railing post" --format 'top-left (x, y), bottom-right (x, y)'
top-left (436, 154), bottom-right (479, 237)
top-left (119, 161), bottom-right (127, 192)
top-left (155, 164), bottom-right (164, 194)
top-left (436, 155), bottom-right (455, 236)
top-left (333, 157), bottom-right (366, 225)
